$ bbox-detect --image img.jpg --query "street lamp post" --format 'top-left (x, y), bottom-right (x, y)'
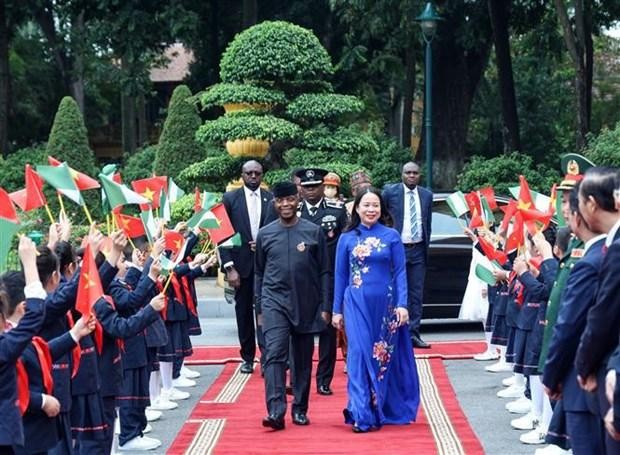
top-left (416, 2), bottom-right (441, 190)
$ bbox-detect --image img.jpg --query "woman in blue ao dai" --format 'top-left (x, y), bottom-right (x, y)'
top-left (332, 188), bottom-right (420, 433)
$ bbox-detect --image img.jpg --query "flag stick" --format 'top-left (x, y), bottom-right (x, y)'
top-left (44, 204), bottom-right (55, 224)
top-left (161, 270), bottom-right (175, 294)
top-left (201, 237), bottom-right (213, 255)
top-left (57, 193), bottom-right (66, 216)
top-left (106, 214), bottom-right (111, 236)
top-left (82, 203), bottom-right (94, 225)
top-left (127, 236), bottom-right (137, 251)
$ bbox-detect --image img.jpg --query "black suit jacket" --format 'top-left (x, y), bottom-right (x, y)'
top-left (382, 183), bottom-right (433, 249)
top-left (575, 237), bottom-right (620, 379)
top-left (220, 187), bottom-right (276, 278)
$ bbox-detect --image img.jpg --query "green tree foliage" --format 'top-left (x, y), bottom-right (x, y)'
top-left (285, 94), bottom-right (364, 122)
top-left (583, 120), bottom-right (620, 167)
top-left (199, 83), bottom-right (287, 108)
top-left (122, 145), bottom-right (156, 183)
top-left (0, 145), bottom-right (47, 192)
top-left (219, 21), bottom-right (334, 84)
top-left (196, 113), bottom-right (302, 143)
top-left (178, 154), bottom-right (246, 193)
top-left (46, 97), bottom-right (98, 176)
top-left (456, 153), bottom-right (560, 196)
top-left (154, 85), bottom-right (205, 179)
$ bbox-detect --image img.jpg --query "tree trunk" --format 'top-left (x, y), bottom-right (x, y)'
top-left (554, 0), bottom-right (589, 149)
top-left (0, 1), bottom-right (9, 157)
top-left (207, 0), bottom-right (220, 86)
top-left (431, 22), bottom-right (492, 188)
top-left (400, 46), bottom-right (416, 149)
top-left (136, 93), bottom-right (147, 146)
top-left (70, 11), bottom-right (85, 114)
top-left (487, 0), bottom-right (521, 152)
top-left (242, 0), bottom-right (257, 29)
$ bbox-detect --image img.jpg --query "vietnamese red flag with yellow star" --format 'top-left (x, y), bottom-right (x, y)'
top-left (0, 187), bottom-right (22, 272)
top-left (131, 177), bottom-right (167, 211)
top-left (164, 230), bottom-right (186, 261)
top-left (517, 175), bottom-right (534, 209)
top-left (505, 212), bottom-right (524, 253)
top-left (75, 244), bottom-right (104, 316)
top-left (10, 164), bottom-right (47, 211)
top-left (48, 156), bottom-right (100, 191)
top-left (206, 203), bottom-right (235, 244)
top-left (114, 213), bottom-right (146, 239)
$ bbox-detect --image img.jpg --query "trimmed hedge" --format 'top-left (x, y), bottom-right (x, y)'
top-left (199, 83), bottom-right (287, 108)
top-left (286, 94), bottom-right (364, 121)
top-left (196, 113), bottom-right (302, 144)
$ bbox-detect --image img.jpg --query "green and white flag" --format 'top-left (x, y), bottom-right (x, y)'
top-left (37, 163), bottom-right (83, 205)
top-left (509, 186), bottom-right (550, 212)
top-left (202, 191), bottom-right (218, 211)
top-left (160, 191), bottom-right (171, 223)
top-left (218, 233), bottom-right (241, 249)
top-left (158, 253), bottom-right (179, 276)
top-left (480, 195), bottom-right (495, 226)
top-left (475, 264), bottom-right (497, 286)
top-left (446, 191), bottom-right (469, 218)
top-left (168, 178), bottom-right (185, 203)
top-left (140, 209), bottom-right (157, 244)
top-left (99, 173), bottom-right (150, 209)
top-left (187, 208), bottom-right (219, 229)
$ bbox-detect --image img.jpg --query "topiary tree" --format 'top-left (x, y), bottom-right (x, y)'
top-left (154, 85), bottom-right (206, 179)
top-left (583, 120), bottom-right (620, 167)
top-left (122, 145), bottom-right (157, 183)
top-left (46, 96), bottom-right (98, 176)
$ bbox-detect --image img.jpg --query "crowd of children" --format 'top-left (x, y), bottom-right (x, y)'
top-left (0, 218), bottom-right (216, 454)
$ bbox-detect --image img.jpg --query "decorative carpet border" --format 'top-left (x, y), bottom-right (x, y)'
top-left (183, 419), bottom-right (226, 455)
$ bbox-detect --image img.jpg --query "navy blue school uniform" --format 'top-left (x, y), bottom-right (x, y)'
top-left (0, 297), bottom-right (46, 450)
top-left (94, 295), bottom-right (160, 454)
top-left (108, 271), bottom-right (159, 447)
top-left (513, 258), bottom-right (558, 375)
top-left (505, 272), bottom-right (524, 364)
top-left (71, 262), bottom-right (118, 453)
top-left (14, 333), bottom-right (77, 455)
top-left (490, 280), bottom-right (510, 346)
top-left (543, 236), bottom-right (606, 454)
top-left (485, 284), bottom-right (497, 333)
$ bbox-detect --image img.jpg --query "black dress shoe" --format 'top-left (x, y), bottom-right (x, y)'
top-left (262, 414), bottom-right (285, 430)
top-left (240, 361), bottom-right (254, 374)
top-left (352, 424), bottom-right (368, 433)
top-left (411, 335), bottom-right (431, 349)
top-left (317, 385), bottom-right (333, 395)
top-left (292, 412), bottom-right (310, 425)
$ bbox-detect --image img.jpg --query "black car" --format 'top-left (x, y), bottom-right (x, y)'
top-left (423, 193), bottom-right (510, 319)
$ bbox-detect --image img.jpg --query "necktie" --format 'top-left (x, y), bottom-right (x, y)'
top-left (309, 205), bottom-right (317, 217)
top-left (250, 192), bottom-right (259, 240)
top-left (409, 190), bottom-right (420, 241)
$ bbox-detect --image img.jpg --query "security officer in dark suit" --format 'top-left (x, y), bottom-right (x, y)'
top-left (296, 168), bottom-right (348, 395)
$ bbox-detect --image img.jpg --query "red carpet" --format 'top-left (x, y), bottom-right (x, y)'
top-left (185, 340), bottom-right (487, 366)
top-left (169, 342), bottom-right (485, 455)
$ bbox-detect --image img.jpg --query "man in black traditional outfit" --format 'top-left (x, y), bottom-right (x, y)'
top-left (255, 181), bottom-right (331, 430)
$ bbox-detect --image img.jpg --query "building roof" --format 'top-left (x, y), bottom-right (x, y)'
top-left (150, 43), bottom-right (194, 83)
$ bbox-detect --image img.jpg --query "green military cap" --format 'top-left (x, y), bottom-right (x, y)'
top-left (558, 153), bottom-right (595, 191)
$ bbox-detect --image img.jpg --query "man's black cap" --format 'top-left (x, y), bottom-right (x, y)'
top-left (295, 168), bottom-right (328, 186)
top-left (272, 181), bottom-right (298, 198)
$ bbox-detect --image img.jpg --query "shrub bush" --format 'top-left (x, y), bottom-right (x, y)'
top-left (0, 145), bottom-right (48, 192)
top-left (583, 120), bottom-right (620, 167)
top-left (154, 85), bottom-right (206, 180)
top-left (122, 145), bottom-right (157, 183)
top-left (196, 113), bottom-right (302, 144)
top-left (286, 94), bottom-right (364, 121)
top-left (199, 83), bottom-right (287, 108)
top-left (177, 154), bottom-right (246, 192)
top-left (46, 96), bottom-right (98, 177)
top-left (456, 152), bottom-right (560, 196)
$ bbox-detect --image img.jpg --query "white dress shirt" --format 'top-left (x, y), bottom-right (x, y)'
top-left (401, 184), bottom-right (423, 244)
top-left (244, 185), bottom-right (262, 240)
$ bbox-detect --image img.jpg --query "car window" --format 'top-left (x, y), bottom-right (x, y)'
top-left (432, 201), bottom-right (467, 236)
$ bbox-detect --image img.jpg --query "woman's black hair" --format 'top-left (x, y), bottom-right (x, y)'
top-left (555, 227), bottom-right (572, 254)
top-left (55, 240), bottom-right (77, 276)
top-left (345, 186), bottom-right (394, 232)
top-left (36, 245), bottom-right (59, 286)
top-left (579, 167), bottom-right (618, 212)
top-left (0, 271), bottom-right (26, 316)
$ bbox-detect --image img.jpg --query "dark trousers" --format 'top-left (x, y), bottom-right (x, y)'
top-left (173, 356), bottom-right (182, 379)
top-left (101, 397), bottom-right (116, 455)
top-left (235, 274), bottom-right (257, 363)
top-left (73, 438), bottom-right (105, 455)
top-left (48, 412), bottom-right (73, 455)
top-left (405, 245), bottom-right (426, 335)
top-left (118, 407), bottom-right (146, 446)
top-left (316, 324), bottom-right (337, 388)
top-left (263, 308), bottom-right (315, 418)
top-left (565, 411), bottom-right (605, 455)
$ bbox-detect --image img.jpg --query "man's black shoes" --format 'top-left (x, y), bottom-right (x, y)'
top-left (262, 414), bottom-right (285, 430)
top-left (317, 385), bottom-right (333, 395)
top-left (240, 361), bottom-right (254, 374)
top-left (411, 334), bottom-right (431, 349)
top-left (292, 412), bottom-right (310, 425)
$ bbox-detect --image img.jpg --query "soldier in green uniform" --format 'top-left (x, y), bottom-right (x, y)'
top-left (535, 153), bottom-right (594, 455)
